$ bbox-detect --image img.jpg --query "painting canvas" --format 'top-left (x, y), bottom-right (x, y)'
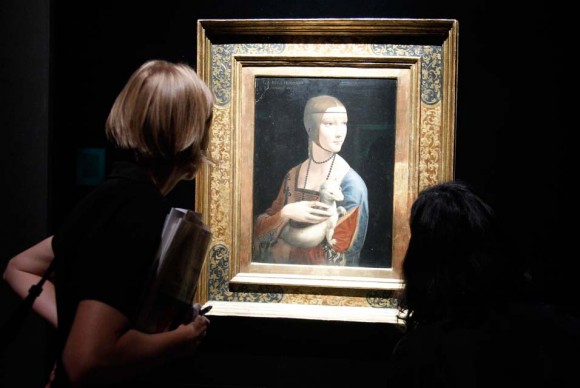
top-left (194, 18), bottom-right (458, 322)
top-left (252, 76), bottom-right (397, 269)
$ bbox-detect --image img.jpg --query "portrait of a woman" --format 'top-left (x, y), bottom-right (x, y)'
top-left (253, 95), bottom-right (368, 266)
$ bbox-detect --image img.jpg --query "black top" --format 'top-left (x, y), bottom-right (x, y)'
top-left (387, 301), bottom-right (580, 387)
top-left (51, 161), bottom-right (170, 387)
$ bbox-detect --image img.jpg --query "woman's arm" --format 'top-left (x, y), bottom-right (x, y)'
top-left (254, 178), bottom-right (331, 239)
top-left (254, 182), bottom-right (288, 239)
top-left (63, 300), bottom-right (210, 386)
top-left (3, 236), bottom-right (58, 327)
top-left (340, 170), bottom-right (368, 260)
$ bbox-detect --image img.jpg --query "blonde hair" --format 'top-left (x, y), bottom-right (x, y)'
top-left (105, 60), bottom-right (214, 169)
top-left (303, 95), bottom-right (346, 145)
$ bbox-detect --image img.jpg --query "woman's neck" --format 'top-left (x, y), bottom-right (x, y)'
top-left (310, 143), bottom-right (334, 164)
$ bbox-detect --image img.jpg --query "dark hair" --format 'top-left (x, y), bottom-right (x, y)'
top-left (396, 181), bottom-right (514, 329)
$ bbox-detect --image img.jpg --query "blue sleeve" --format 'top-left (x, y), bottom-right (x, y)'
top-left (339, 169), bottom-right (369, 266)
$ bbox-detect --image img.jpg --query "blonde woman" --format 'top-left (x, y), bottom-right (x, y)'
top-left (3, 60), bottom-right (214, 387)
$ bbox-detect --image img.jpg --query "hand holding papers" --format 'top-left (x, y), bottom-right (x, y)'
top-left (136, 208), bottom-right (212, 333)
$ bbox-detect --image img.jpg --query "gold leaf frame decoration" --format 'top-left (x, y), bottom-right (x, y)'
top-left (195, 19), bottom-right (458, 323)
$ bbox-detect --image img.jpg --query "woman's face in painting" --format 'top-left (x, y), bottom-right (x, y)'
top-left (317, 106), bottom-right (348, 153)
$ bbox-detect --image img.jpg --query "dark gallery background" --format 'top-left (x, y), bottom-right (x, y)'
top-left (0, 0), bottom-right (572, 387)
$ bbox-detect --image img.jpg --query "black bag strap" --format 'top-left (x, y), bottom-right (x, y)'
top-left (0, 258), bottom-right (57, 350)
top-left (28, 258), bottom-right (57, 298)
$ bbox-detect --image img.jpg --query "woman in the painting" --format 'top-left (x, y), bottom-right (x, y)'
top-left (253, 94), bottom-right (368, 266)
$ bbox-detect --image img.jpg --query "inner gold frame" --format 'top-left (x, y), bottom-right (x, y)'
top-left (195, 19), bottom-right (458, 322)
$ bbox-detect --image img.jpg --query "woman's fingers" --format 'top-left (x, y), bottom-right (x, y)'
top-left (310, 201), bottom-right (330, 210)
top-left (283, 201), bottom-right (332, 223)
top-left (309, 203), bottom-right (331, 218)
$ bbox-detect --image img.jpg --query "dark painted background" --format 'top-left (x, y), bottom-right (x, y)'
top-left (253, 77), bottom-right (396, 268)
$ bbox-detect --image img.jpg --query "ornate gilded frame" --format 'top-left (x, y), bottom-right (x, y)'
top-left (195, 19), bottom-right (458, 322)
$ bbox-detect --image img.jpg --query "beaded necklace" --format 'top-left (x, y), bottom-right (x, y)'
top-left (310, 152), bottom-right (335, 164)
top-left (303, 153), bottom-right (336, 190)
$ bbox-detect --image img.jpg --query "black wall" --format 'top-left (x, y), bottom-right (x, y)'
top-left (1, 0), bottom-right (51, 387)
top-left (1, 1), bottom-right (572, 387)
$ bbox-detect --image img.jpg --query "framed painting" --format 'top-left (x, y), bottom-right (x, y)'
top-left (195, 18), bottom-right (458, 322)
